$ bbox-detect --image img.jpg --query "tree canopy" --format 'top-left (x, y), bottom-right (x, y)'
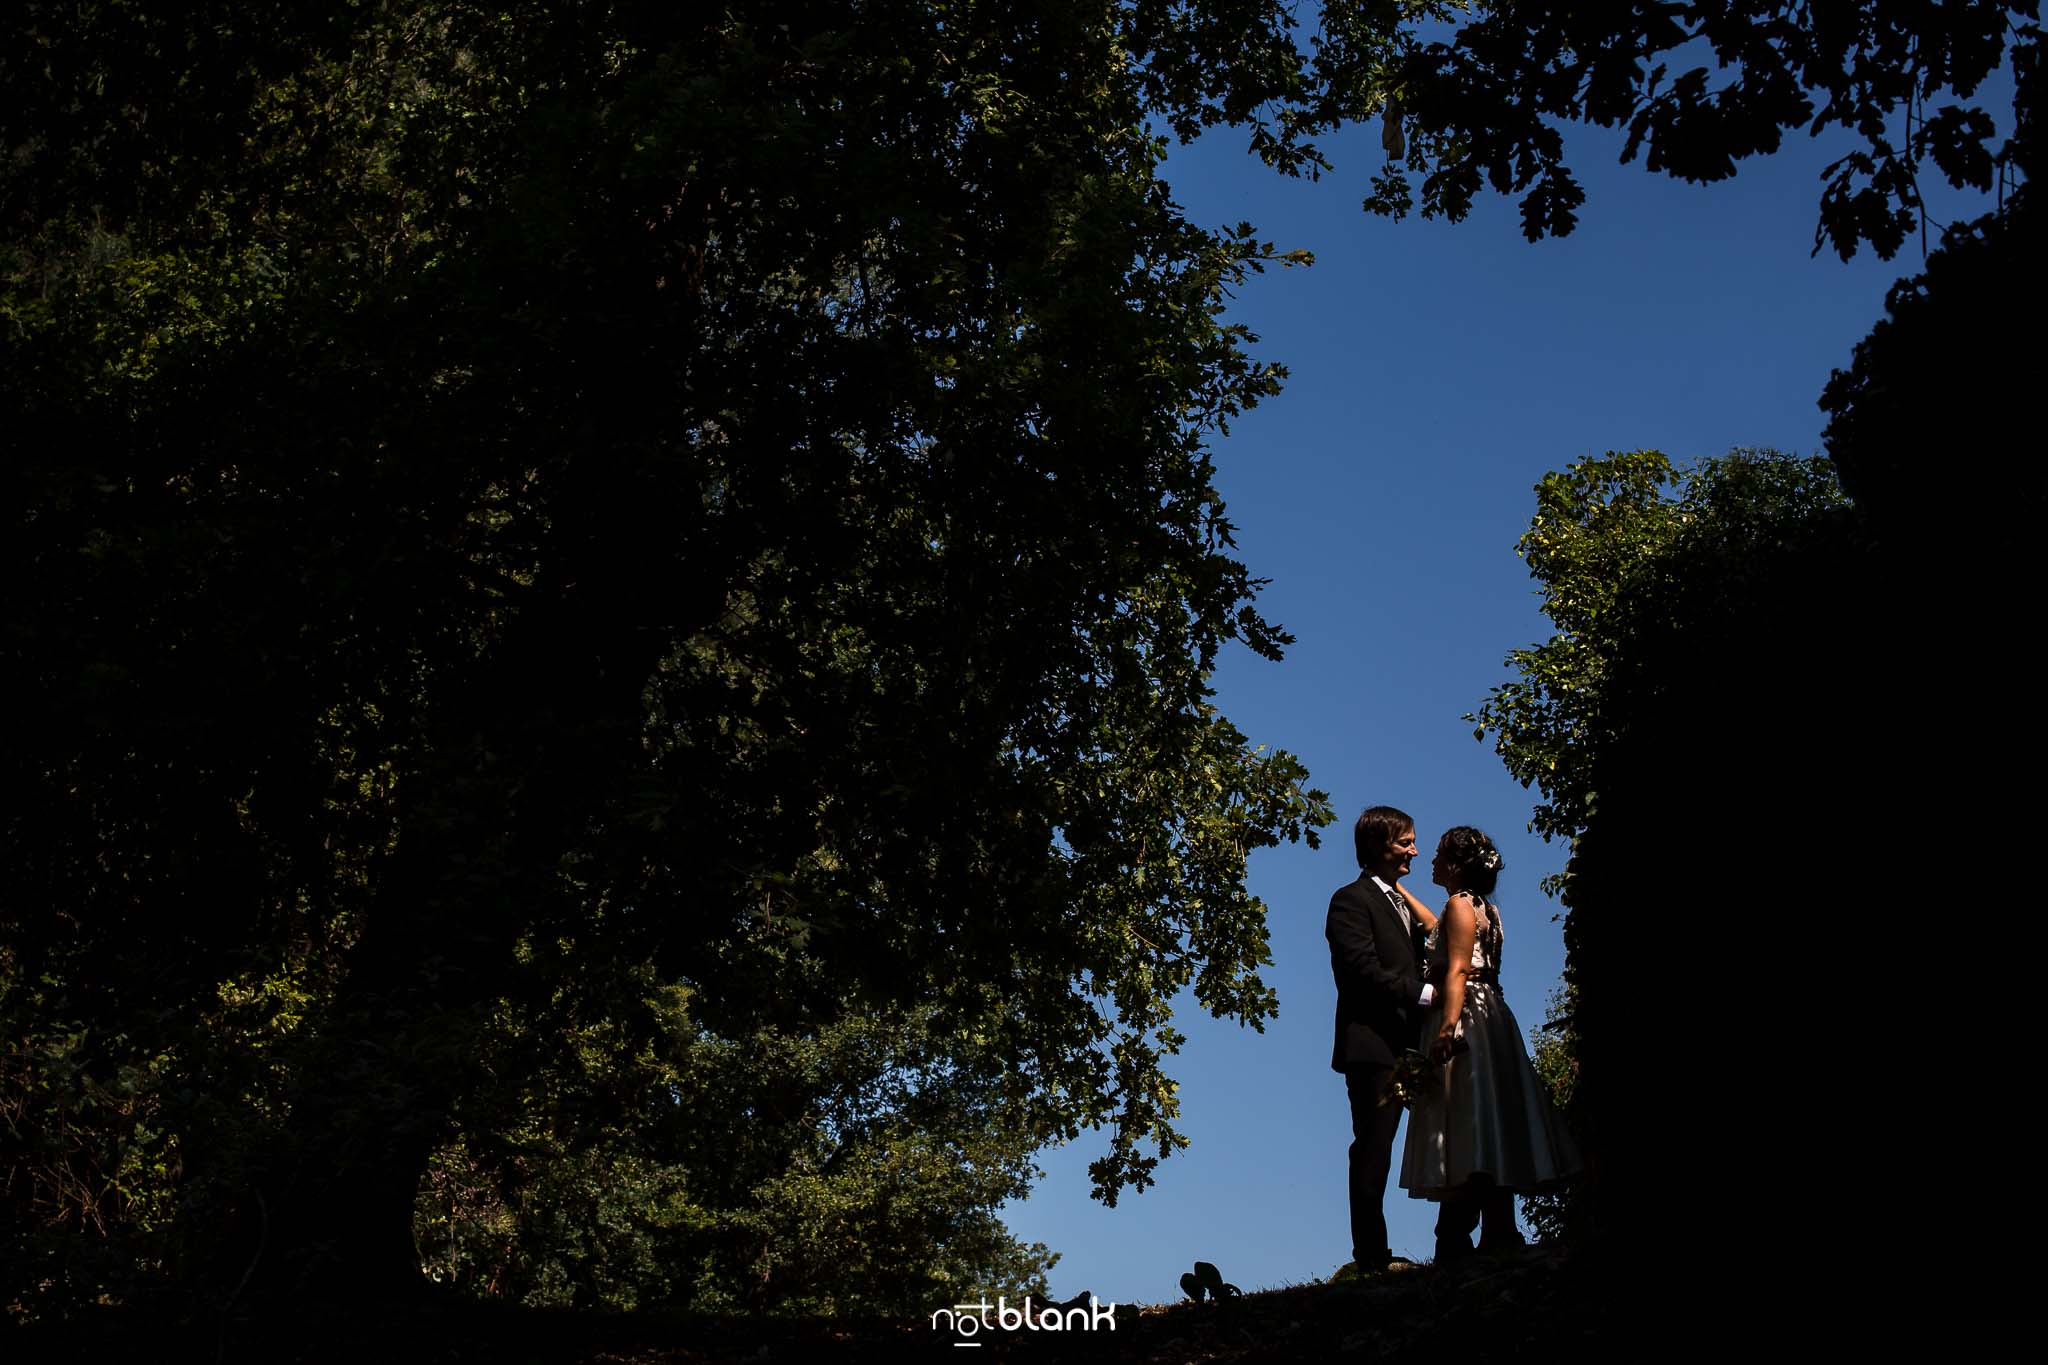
top-left (3, 0), bottom-right (1340, 1323)
top-left (1341, 0), bottom-right (2039, 259)
top-left (1471, 450), bottom-right (1851, 898)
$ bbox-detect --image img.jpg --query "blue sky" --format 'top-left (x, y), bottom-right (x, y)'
top-left (998, 98), bottom-right (2005, 1304)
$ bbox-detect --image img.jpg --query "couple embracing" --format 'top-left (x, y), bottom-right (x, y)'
top-left (1327, 805), bottom-right (1579, 1271)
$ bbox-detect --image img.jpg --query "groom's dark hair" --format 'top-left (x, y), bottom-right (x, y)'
top-left (1354, 805), bottom-right (1414, 869)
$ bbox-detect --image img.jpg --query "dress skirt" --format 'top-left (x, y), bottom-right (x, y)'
top-left (1399, 981), bottom-right (1582, 1199)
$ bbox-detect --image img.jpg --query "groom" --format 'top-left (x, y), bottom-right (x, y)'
top-left (1327, 805), bottom-right (1435, 1273)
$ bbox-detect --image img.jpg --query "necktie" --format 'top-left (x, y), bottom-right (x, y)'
top-left (1385, 883), bottom-right (1411, 933)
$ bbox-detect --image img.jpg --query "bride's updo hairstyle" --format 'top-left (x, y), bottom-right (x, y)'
top-left (1438, 826), bottom-right (1505, 897)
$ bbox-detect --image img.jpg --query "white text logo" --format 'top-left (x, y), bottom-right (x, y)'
top-left (930, 1295), bottom-right (1117, 1346)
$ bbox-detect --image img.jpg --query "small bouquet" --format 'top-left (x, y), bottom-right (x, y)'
top-left (1382, 1035), bottom-right (1471, 1110)
top-left (1383, 1049), bottom-right (1432, 1109)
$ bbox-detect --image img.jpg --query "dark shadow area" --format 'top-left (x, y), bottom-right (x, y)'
top-left (1568, 165), bottom-right (2041, 1345)
top-left (9, 1251), bottom-right (1606, 1363)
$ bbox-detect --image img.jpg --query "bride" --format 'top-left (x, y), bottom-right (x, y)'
top-left (1397, 825), bottom-right (1580, 1261)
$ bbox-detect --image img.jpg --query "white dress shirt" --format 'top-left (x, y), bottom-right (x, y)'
top-left (1370, 873), bottom-right (1436, 1007)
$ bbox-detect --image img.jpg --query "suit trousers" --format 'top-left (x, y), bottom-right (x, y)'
top-left (1343, 1065), bottom-right (1402, 1264)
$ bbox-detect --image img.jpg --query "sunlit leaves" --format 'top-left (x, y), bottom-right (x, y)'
top-left (1471, 449), bottom-right (1847, 896)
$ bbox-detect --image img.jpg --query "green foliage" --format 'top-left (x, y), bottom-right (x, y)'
top-left (1335, 0), bottom-right (2038, 258)
top-left (1519, 985), bottom-right (1574, 1244)
top-left (0, 1017), bottom-right (178, 1320)
top-left (413, 954), bottom-right (1058, 1315)
top-left (1470, 449), bottom-right (1848, 899)
top-left (4, 0), bottom-right (1338, 1319)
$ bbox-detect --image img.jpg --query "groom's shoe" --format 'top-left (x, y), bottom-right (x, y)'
top-left (1433, 1238), bottom-right (1476, 1266)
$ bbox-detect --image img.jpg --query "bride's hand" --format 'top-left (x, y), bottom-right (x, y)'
top-left (1397, 882), bottom-right (1438, 933)
top-left (1429, 1028), bottom-right (1458, 1064)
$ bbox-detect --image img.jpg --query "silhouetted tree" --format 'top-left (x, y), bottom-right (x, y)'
top-left (3, 1), bottom-right (1340, 1322)
top-left (1335, 0), bottom-right (2036, 258)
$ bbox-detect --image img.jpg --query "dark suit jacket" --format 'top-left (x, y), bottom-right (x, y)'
top-left (1327, 875), bottom-right (1426, 1072)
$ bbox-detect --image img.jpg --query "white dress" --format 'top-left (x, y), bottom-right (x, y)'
top-left (1399, 894), bottom-right (1581, 1198)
